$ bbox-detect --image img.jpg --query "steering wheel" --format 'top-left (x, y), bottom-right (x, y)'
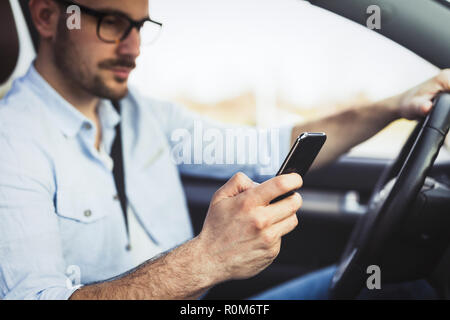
top-left (329, 93), bottom-right (450, 299)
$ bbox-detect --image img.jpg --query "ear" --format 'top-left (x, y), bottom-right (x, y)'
top-left (29, 0), bottom-right (62, 40)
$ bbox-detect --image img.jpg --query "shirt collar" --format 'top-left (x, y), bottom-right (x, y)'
top-left (26, 64), bottom-right (120, 138)
top-left (98, 100), bottom-right (121, 131)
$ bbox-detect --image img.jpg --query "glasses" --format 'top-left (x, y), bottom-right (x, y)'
top-left (54, 0), bottom-right (163, 45)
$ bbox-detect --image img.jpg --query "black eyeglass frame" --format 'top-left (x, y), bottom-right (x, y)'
top-left (54, 0), bottom-right (163, 44)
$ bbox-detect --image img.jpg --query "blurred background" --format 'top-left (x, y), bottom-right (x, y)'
top-left (130, 0), bottom-right (441, 159)
top-left (3, 0), bottom-right (444, 158)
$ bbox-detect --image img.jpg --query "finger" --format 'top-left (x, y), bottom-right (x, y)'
top-left (267, 212), bottom-right (299, 238)
top-left (212, 172), bottom-right (255, 204)
top-left (262, 192), bottom-right (302, 226)
top-left (250, 173), bottom-right (303, 205)
top-left (436, 69), bottom-right (450, 91)
top-left (408, 95), bottom-right (434, 118)
top-left (420, 100), bottom-right (433, 115)
top-left (421, 69), bottom-right (450, 115)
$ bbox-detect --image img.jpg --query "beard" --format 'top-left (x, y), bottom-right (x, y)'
top-left (53, 18), bottom-right (134, 101)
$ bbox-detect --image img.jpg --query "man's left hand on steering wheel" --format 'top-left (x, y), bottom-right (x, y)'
top-left (395, 69), bottom-right (450, 120)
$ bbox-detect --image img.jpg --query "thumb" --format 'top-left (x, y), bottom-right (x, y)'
top-left (212, 172), bottom-right (255, 205)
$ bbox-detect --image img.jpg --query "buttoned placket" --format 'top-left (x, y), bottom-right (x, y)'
top-left (76, 110), bottom-right (130, 247)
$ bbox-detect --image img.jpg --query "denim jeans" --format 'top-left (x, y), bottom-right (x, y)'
top-left (249, 265), bottom-right (438, 300)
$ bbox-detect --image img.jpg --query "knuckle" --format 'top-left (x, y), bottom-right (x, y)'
top-left (291, 193), bottom-right (303, 211)
top-left (261, 231), bottom-right (276, 247)
top-left (285, 214), bottom-right (299, 232)
top-left (287, 201), bottom-right (297, 213)
top-left (270, 244), bottom-right (281, 259)
top-left (253, 216), bottom-right (267, 230)
top-left (239, 196), bottom-right (254, 212)
top-left (233, 172), bottom-right (247, 183)
top-left (275, 177), bottom-right (289, 192)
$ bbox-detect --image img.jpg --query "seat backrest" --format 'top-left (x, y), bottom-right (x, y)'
top-left (0, 0), bottom-right (36, 98)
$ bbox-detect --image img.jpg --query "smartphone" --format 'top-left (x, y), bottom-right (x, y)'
top-left (270, 132), bottom-right (327, 203)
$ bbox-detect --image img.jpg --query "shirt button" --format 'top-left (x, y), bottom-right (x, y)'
top-left (84, 210), bottom-right (92, 217)
top-left (125, 244), bottom-right (132, 251)
top-left (113, 194), bottom-right (119, 201)
top-left (83, 123), bottom-right (92, 130)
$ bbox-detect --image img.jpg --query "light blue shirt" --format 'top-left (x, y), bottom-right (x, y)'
top-left (0, 65), bottom-right (292, 299)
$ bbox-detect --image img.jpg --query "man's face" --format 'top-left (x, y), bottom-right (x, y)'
top-left (53, 0), bottom-right (148, 100)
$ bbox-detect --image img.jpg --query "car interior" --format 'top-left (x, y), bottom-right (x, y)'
top-left (1, 0), bottom-right (449, 299)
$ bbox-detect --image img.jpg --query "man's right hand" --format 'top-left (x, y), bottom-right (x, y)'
top-left (197, 172), bottom-right (303, 283)
top-left (69, 172), bottom-right (302, 299)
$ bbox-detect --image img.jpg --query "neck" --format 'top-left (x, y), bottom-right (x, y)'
top-left (34, 50), bottom-right (99, 121)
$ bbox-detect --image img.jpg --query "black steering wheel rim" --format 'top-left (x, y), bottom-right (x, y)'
top-left (329, 93), bottom-right (450, 299)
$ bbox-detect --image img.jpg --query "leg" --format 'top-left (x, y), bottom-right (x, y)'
top-left (249, 265), bottom-right (336, 300)
top-left (249, 265), bottom-right (438, 300)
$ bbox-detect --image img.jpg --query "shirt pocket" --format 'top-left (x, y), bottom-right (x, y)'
top-left (54, 188), bottom-right (126, 276)
top-left (55, 189), bottom-right (114, 223)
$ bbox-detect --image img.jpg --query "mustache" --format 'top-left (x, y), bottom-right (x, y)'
top-left (98, 58), bottom-right (136, 69)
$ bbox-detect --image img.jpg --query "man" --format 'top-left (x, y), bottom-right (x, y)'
top-left (0, 0), bottom-right (448, 300)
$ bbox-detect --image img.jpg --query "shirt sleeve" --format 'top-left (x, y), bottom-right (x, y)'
top-left (0, 128), bottom-right (79, 300)
top-left (147, 98), bottom-right (294, 181)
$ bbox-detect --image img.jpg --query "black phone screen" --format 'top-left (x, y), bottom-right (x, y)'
top-left (271, 132), bottom-right (326, 203)
top-left (277, 132), bottom-right (327, 177)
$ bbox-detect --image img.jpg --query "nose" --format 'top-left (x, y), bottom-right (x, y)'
top-left (116, 27), bottom-right (140, 59)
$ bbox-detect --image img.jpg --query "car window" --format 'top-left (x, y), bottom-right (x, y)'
top-left (130, 0), bottom-right (445, 160)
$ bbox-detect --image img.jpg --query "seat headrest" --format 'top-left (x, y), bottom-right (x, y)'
top-left (0, 0), bottom-right (20, 86)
